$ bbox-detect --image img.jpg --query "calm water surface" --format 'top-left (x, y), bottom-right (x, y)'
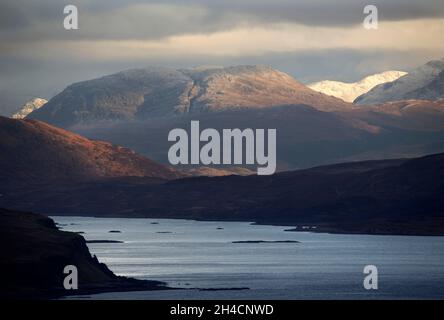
top-left (53, 216), bottom-right (444, 300)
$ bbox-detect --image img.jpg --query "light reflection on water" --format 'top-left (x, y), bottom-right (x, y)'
top-left (53, 216), bottom-right (444, 300)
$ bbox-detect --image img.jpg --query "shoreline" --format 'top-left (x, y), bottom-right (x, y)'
top-left (50, 279), bottom-right (171, 300)
top-left (0, 208), bottom-right (174, 300)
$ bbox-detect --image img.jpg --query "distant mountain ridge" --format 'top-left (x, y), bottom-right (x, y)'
top-left (355, 59), bottom-right (444, 105)
top-left (2, 153), bottom-right (444, 235)
top-left (308, 71), bottom-right (407, 102)
top-left (408, 70), bottom-right (444, 101)
top-left (339, 99), bottom-right (444, 132)
top-left (27, 65), bottom-right (352, 127)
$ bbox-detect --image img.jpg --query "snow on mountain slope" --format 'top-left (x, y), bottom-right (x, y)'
top-left (308, 71), bottom-right (407, 103)
top-left (12, 98), bottom-right (47, 119)
top-left (355, 59), bottom-right (444, 105)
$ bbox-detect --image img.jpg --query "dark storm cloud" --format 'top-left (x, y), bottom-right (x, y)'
top-left (0, 0), bottom-right (443, 42)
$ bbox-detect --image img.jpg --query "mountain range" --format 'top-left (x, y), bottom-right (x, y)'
top-left (27, 65), bottom-right (352, 128)
top-left (308, 71), bottom-right (407, 102)
top-left (22, 63), bottom-right (444, 170)
top-left (355, 59), bottom-right (444, 104)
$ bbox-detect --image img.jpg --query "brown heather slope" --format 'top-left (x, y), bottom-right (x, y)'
top-left (0, 116), bottom-right (182, 182)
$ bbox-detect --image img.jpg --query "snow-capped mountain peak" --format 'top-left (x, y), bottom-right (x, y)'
top-left (11, 98), bottom-right (48, 119)
top-left (354, 58), bottom-right (444, 105)
top-left (308, 71), bottom-right (407, 103)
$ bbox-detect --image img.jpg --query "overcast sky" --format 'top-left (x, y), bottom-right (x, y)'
top-left (1, 0), bottom-right (443, 115)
